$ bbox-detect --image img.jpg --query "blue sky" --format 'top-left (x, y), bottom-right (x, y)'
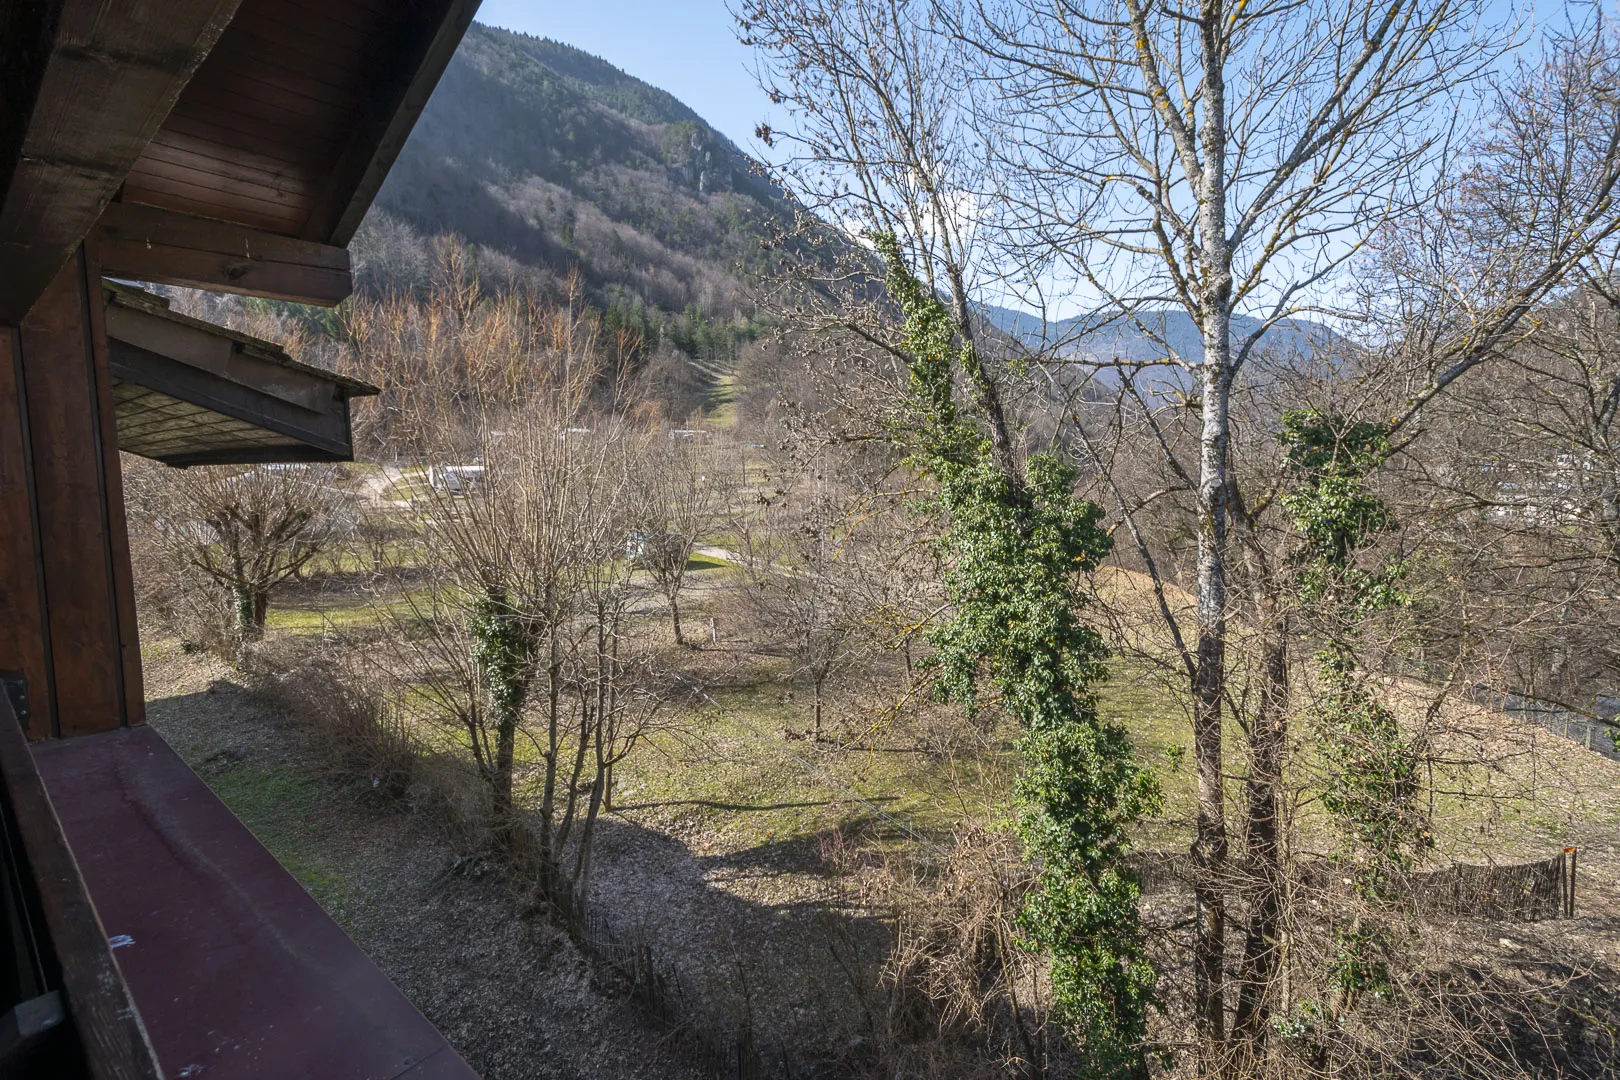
top-left (473, 1), bottom-right (778, 157)
top-left (472, 0), bottom-right (1551, 323)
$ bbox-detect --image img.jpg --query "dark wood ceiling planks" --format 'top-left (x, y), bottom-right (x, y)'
top-left (0, 0), bottom-right (244, 323)
top-left (2, 0), bottom-right (481, 319)
top-left (120, 0), bottom-right (481, 247)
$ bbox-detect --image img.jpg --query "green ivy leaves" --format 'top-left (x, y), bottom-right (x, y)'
top-left (879, 235), bottom-right (1158, 1077)
top-left (1280, 409), bottom-right (1429, 1015)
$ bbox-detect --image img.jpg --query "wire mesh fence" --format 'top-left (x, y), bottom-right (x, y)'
top-left (1130, 849), bottom-right (1579, 922)
top-left (1468, 685), bottom-right (1620, 761)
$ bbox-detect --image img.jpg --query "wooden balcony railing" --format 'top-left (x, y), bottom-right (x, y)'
top-left (0, 684), bottom-right (161, 1079)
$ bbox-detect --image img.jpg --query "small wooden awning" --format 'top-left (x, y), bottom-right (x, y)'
top-left (104, 282), bottom-right (377, 467)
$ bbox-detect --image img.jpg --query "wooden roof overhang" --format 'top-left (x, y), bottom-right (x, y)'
top-left (2, 0), bottom-right (482, 319)
top-left (103, 283), bottom-right (378, 466)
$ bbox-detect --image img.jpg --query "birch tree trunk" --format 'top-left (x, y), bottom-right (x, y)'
top-left (1193, 309), bottom-right (1233, 1061)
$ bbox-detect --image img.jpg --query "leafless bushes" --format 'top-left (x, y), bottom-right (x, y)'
top-left (251, 649), bottom-right (419, 798)
top-left (878, 827), bottom-right (1052, 1080)
top-left (812, 824), bottom-right (1055, 1080)
top-left (342, 264), bottom-right (679, 907)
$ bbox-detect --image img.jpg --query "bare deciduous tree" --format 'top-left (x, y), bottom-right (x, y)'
top-left (125, 461), bottom-right (349, 646)
top-left (350, 271), bottom-right (669, 901)
top-left (737, 487), bottom-right (872, 741)
top-left (633, 439), bottom-right (731, 646)
top-left (744, 0), bottom-right (1620, 1072)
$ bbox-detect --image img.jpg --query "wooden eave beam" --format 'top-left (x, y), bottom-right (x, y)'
top-left (300, 0), bottom-right (483, 246)
top-left (97, 202), bottom-right (352, 307)
top-left (102, 282), bottom-right (374, 464)
top-left (0, 0), bottom-right (243, 324)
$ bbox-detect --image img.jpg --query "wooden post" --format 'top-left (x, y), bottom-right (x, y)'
top-left (0, 324), bottom-right (54, 738)
top-left (0, 242), bottom-right (144, 739)
top-left (1565, 847), bottom-right (1578, 918)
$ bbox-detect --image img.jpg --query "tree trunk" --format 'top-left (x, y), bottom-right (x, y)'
top-left (231, 584), bottom-right (259, 640)
top-left (492, 702), bottom-right (519, 850)
top-left (1192, 302), bottom-right (1234, 1070)
top-left (540, 616), bottom-right (562, 875)
top-left (1193, 26), bottom-right (1235, 1059)
top-left (670, 592), bottom-right (684, 646)
top-left (574, 772), bottom-right (605, 905)
top-left (1232, 618), bottom-right (1289, 1060)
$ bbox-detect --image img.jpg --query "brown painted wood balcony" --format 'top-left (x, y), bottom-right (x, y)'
top-left (0, 691), bottom-right (477, 1079)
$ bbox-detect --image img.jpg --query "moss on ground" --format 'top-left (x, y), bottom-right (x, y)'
top-left (194, 757), bottom-right (350, 908)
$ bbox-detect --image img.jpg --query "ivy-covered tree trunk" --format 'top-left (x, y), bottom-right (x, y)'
top-left (1280, 410), bottom-right (1429, 1049)
top-left (232, 585), bottom-right (255, 639)
top-left (878, 237), bottom-right (1160, 1079)
top-left (231, 584), bottom-right (269, 640)
top-left (470, 586), bottom-right (536, 850)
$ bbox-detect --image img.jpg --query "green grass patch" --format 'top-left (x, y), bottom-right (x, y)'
top-left (706, 374), bottom-right (739, 425)
top-left (197, 759), bottom-right (349, 907)
top-left (265, 587), bottom-right (432, 635)
top-left (611, 677), bottom-right (1015, 861)
top-left (265, 602), bottom-right (375, 633)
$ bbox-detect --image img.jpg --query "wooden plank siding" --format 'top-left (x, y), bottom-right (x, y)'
top-left (82, 241), bottom-right (147, 733)
top-left (4, 0), bottom-right (477, 739)
top-left (0, 327), bottom-right (55, 741)
top-left (14, 248), bottom-right (144, 739)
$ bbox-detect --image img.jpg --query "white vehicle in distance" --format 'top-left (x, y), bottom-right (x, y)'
top-left (429, 464), bottom-right (486, 495)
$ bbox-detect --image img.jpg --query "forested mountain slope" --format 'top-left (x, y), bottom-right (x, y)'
top-left (358, 23), bottom-right (789, 332)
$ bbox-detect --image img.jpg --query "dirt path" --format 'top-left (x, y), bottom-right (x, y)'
top-left (142, 648), bottom-right (694, 1080)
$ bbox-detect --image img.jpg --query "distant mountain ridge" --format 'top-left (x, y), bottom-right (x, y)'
top-left (355, 26), bottom-right (1336, 413)
top-left (978, 302), bottom-right (1339, 365)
